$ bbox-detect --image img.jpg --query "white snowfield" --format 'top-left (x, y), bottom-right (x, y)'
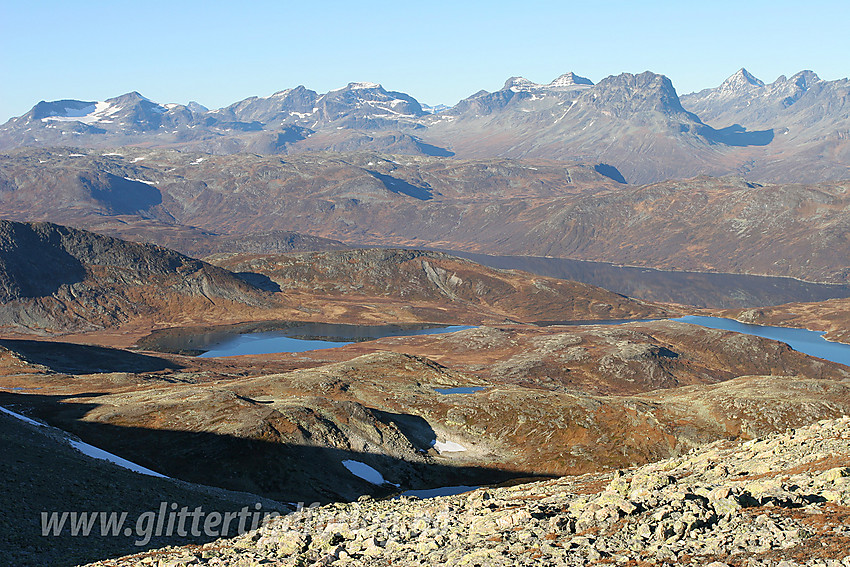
top-left (1, 404), bottom-right (169, 478)
top-left (41, 101), bottom-right (123, 124)
top-left (0, 405), bottom-right (45, 427)
top-left (123, 177), bottom-right (156, 185)
top-left (341, 460), bottom-right (399, 487)
top-left (67, 439), bottom-right (168, 478)
top-left (431, 439), bottom-right (467, 453)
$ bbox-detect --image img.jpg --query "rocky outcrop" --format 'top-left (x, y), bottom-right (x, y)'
top-left (210, 249), bottom-right (669, 323)
top-left (84, 417), bottom-right (850, 566)
top-left (0, 220), bottom-right (272, 333)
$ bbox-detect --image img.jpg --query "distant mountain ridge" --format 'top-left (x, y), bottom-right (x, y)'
top-left (680, 68), bottom-right (850, 182)
top-left (1, 69), bottom-right (849, 183)
top-left (3, 149), bottom-right (850, 284)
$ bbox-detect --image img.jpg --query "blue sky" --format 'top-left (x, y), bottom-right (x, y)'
top-left (1, 0), bottom-right (847, 121)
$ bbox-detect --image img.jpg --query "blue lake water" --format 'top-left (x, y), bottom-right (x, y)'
top-left (197, 325), bottom-right (475, 358)
top-left (433, 387), bottom-right (486, 395)
top-left (448, 251), bottom-right (850, 309)
top-left (672, 315), bottom-right (850, 367)
top-left (148, 314), bottom-right (850, 369)
top-left (396, 485), bottom-right (481, 499)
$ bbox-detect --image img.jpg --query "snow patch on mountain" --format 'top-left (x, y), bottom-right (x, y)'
top-left (41, 101), bottom-right (122, 124)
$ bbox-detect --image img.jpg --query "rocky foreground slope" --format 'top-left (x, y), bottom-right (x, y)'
top-left (87, 417), bottom-right (850, 567)
top-left (7, 321), bottom-right (849, 505)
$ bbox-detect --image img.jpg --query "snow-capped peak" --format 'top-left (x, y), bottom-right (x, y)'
top-left (720, 68), bottom-right (765, 92)
top-left (504, 76), bottom-right (539, 92)
top-left (503, 73), bottom-right (593, 93)
top-left (348, 82), bottom-right (382, 90)
top-left (787, 70), bottom-right (821, 89)
top-left (548, 72), bottom-right (594, 89)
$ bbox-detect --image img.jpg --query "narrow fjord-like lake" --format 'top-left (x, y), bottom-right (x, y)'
top-left (448, 251), bottom-right (850, 309)
top-left (198, 324), bottom-right (474, 357)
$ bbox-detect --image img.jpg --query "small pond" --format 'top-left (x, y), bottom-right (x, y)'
top-left (433, 387), bottom-right (486, 395)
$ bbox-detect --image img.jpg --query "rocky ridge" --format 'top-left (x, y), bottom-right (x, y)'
top-left (681, 69), bottom-right (850, 182)
top-left (84, 417), bottom-right (850, 566)
top-left (4, 149), bottom-right (850, 284)
top-left (0, 220), bottom-right (273, 334)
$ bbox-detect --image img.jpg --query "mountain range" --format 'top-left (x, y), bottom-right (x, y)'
top-left (2, 69), bottom-right (848, 184)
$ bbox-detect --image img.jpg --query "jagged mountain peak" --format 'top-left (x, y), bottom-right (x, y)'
top-left (596, 71), bottom-right (676, 89)
top-left (786, 69), bottom-right (821, 89)
top-left (721, 68), bottom-right (765, 91)
top-left (106, 91), bottom-right (155, 106)
top-left (186, 101), bottom-right (208, 113)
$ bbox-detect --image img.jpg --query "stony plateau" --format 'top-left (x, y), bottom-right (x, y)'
top-left (82, 418), bottom-right (850, 567)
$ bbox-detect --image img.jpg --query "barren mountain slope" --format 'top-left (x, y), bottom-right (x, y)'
top-left (3, 320), bottom-right (848, 504)
top-left (0, 221), bottom-right (670, 344)
top-left (3, 149), bottom-right (850, 283)
top-left (209, 249), bottom-right (669, 324)
top-left (0, 409), bottom-right (286, 567)
top-left (0, 220), bottom-right (272, 334)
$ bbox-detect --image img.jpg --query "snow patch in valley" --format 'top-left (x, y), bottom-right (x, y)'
top-left (68, 440), bottom-right (169, 478)
top-left (431, 439), bottom-right (467, 453)
top-left (342, 460), bottom-right (398, 486)
top-left (1, 404), bottom-right (169, 478)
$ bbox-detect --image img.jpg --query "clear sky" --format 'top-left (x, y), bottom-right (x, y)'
top-left (1, 0), bottom-right (847, 122)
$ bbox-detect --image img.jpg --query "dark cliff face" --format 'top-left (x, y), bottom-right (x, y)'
top-left (0, 220), bottom-right (271, 333)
